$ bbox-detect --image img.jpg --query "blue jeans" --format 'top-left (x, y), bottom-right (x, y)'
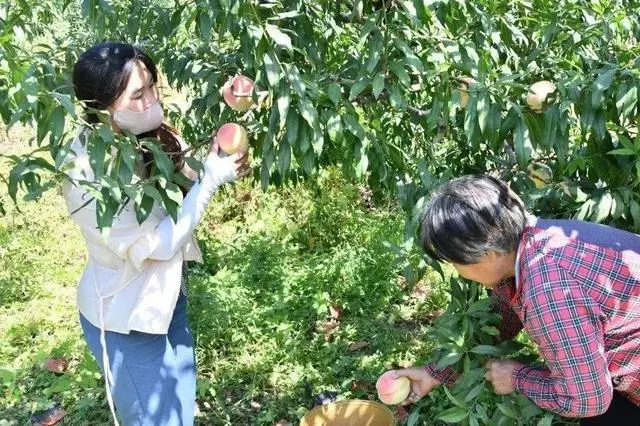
top-left (80, 293), bottom-right (196, 426)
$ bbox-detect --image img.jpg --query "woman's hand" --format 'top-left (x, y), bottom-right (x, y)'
top-left (384, 368), bottom-right (441, 406)
top-left (209, 132), bottom-right (251, 178)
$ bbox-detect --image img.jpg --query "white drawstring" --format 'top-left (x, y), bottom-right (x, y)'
top-left (94, 270), bottom-right (120, 426)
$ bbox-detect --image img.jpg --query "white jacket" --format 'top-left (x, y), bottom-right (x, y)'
top-left (62, 129), bottom-right (237, 425)
top-left (62, 130), bottom-right (235, 334)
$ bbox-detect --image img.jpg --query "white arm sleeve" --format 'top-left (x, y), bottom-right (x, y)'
top-left (127, 152), bottom-right (236, 269)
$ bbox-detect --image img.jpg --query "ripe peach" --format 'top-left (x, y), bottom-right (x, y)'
top-left (456, 76), bottom-right (477, 108)
top-left (526, 80), bottom-right (556, 112)
top-left (223, 75), bottom-right (255, 111)
top-left (376, 371), bottom-right (411, 405)
top-left (217, 123), bottom-right (249, 155)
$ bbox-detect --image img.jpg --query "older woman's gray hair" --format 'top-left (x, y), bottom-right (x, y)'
top-left (420, 175), bottom-right (527, 265)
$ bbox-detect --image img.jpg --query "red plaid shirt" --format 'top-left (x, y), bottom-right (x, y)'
top-left (427, 217), bottom-right (640, 418)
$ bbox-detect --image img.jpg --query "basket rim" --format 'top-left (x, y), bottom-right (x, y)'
top-left (300, 399), bottom-right (396, 424)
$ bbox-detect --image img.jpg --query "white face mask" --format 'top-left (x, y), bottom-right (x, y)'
top-left (113, 102), bottom-right (164, 135)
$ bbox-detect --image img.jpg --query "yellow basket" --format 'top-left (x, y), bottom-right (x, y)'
top-left (299, 400), bottom-right (396, 426)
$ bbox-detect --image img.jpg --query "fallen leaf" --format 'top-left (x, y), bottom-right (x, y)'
top-left (410, 284), bottom-right (429, 300)
top-left (351, 380), bottom-right (374, 391)
top-left (395, 405), bottom-right (409, 423)
top-left (424, 309), bottom-right (444, 323)
top-left (396, 275), bottom-right (408, 289)
top-left (329, 304), bottom-right (344, 319)
top-left (30, 406), bottom-right (65, 426)
top-left (347, 341), bottom-right (369, 351)
top-left (317, 320), bottom-right (339, 333)
top-left (42, 358), bottom-right (68, 374)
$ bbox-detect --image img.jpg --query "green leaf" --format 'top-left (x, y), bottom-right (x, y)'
top-left (143, 184), bottom-right (164, 204)
top-left (608, 148), bottom-right (635, 156)
top-left (302, 149), bottom-right (315, 175)
top-left (577, 199), bottom-right (597, 221)
top-left (53, 93), bottom-right (76, 116)
top-left (591, 68), bottom-right (617, 109)
top-left (164, 183), bottom-right (183, 205)
top-left (349, 78), bottom-right (369, 101)
top-left (276, 86), bottom-right (290, 130)
top-left (278, 140), bottom-right (291, 175)
top-left (514, 117), bottom-right (533, 168)
top-left (537, 413), bottom-right (555, 426)
top-left (184, 156), bottom-right (203, 178)
top-left (477, 94), bottom-right (490, 136)
top-left (372, 74), bottom-right (385, 99)
top-left (497, 403), bottom-right (517, 419)
top-left (263, 52), bottom-right (281, 86)
top-left (542, 105), bottom-right (559, 150)
top-left (436, 406), bottom-right (468, 423)
top-left (400, 0), bottom-right (419, 26)
top-left (499, 107), bottom-right (519, 141)
top-left (593, 192), bottom-right (613, 223)
top-left (285, 64), bottom-right (305, 97)
top-left (49, 106), bottom-right (65, 144)
top-left (389, 84), bottom-right (404, 109)
top-left (436, 351), bottom-right (463, 369)
top-left (480, 325), bottom-right (500, 336)
top-left (365, 31), bottom-right (383, 74)
top-left (265, 24), bottom-right (293, 52)
top-left (523, 111), bottom-right (544, 149)
top-left (467, 299), bottom-right (491, 316)
top-left (199, 11), bottom-right (212, 41)
top-left (96, 191), bottom-right (115, 238)
top-left (143, 140), bottom-right (174, 179)
top-left (469, 345), bottom-right (503, 356)
top-left (616, 84), bottom-right (637, 120)
top-left (343, 114), bottom-right (364, 139)
top-left (135, 193), bottom-right (154, 224)
top-left (464, 97), bottom-right (478, 146)
top-left (327, 112), bottom-right (343, 142)
top-left (328, 83), bottom-right (341, 106)
top-left (274, 10), bottom-right (302, 20)
top-left (631, 199), bottom-right (640, 231)
top-left (611, 192), bottom-right (625, 220)
top-left (474, 403), bottom-right (489, 423)
top-left (406, 409), bottom-right (420, 426)
top-left (88, 130), bottom-right (108, 179)
top-left (464, 382), bottom-right (485, 402)
top-left (285, 111), bottom-right (300, 146)
top-left (299, 98), bottom-right (318, 128)
top-left (442, 384), bottom-right (466, 409)
top-left (389, 62), bottom-right (411, 87)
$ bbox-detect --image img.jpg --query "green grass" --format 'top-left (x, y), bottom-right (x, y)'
top-left (0, 127), bottom-right (449, 425)
top-left (0, 126), bottom-right (112, 425)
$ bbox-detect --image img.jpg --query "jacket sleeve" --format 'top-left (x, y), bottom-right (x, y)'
top-left (64, 152), bottom-right (236, 270)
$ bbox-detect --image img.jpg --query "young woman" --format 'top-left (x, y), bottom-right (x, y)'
top-left (381, 175), bottom-right (640, 425)
top-left (64, 42), bottom-right (249, 425)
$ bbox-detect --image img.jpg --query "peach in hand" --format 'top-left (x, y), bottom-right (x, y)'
top-left (376, 371), bottom-right (411, 405)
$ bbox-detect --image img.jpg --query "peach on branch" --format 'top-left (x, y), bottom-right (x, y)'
top-left (222, 75), bottom-right (255, 111)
